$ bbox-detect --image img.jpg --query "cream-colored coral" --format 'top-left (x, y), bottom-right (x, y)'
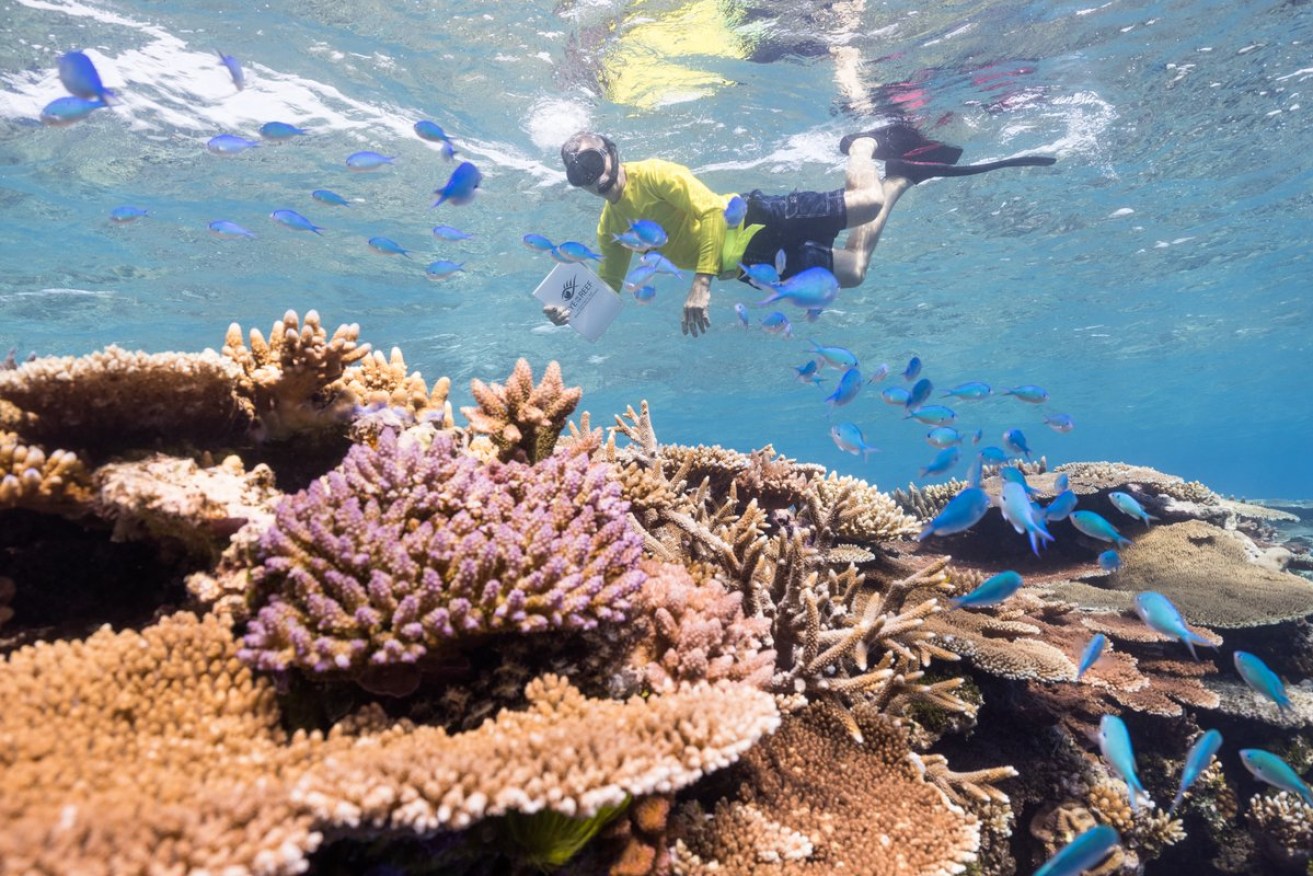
top-left (0, 430), bottom-right (91, 511)
top-left (922, 608), bottom-right (1077, 682)
top-left (1248, 790), bottom-right (1313, 849)
top-left (893, 478), bottom-right (969, 521)
top-left (340, 346), bottom-right (453, 443)
top-left (461, 358), bottom-right (582, 463)
top-left (813, 472), bottom-right (921, 542)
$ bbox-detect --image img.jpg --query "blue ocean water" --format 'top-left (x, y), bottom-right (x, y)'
top-left (0, 0), bottom-right (1308, 498)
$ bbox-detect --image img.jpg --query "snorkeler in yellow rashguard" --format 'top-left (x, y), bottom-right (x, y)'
top-left (545, 128), bottom-right (1055, 338)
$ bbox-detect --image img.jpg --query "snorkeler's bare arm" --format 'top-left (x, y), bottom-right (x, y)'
top-left (681, 273), bottom-right (713, 337)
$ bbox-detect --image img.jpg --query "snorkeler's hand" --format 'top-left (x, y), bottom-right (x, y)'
top-left (681, 275), bottom-right (712, 337)
top-left (543, 304), bottom-right (571, 326)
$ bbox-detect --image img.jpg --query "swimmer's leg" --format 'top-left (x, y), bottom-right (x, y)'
top-left (833, 174), bottom-right (911, 287)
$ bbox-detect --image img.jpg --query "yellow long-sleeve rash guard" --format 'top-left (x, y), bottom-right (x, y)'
top-left (595, 158), bottom-right (734, 292)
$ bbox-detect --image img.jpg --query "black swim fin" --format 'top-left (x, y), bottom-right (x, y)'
top-left (840, 124), bottom-right (963, 164)
top-left (886, 155), bottom-right (1056, 185)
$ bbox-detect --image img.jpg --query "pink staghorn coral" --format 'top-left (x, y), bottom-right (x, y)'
top-left (239, 430), bottom-right (646, 675)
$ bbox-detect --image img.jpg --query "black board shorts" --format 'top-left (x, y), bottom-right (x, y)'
top-left (738, 188), bottom-right (848, 281)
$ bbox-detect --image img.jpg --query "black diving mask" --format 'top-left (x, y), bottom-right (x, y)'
top-left (565, 138), bottom-right (618, 193)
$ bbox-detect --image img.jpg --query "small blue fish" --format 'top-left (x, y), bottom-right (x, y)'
top-left (1109, 491), bottom-right (1158, 527)
top-left (425, 260), bottom-right (464, 281)
top-left (623, 264), bottom-right (659, 292)
top-left (1172, 730), bottom-right (1222, 813)
top-left (1044, 413), bottom-right (1076, 433)
top-left (761, 311), bottom-right (792, 337)
top-left (926, 426), bottom-right (962, 448)
top-left (918, 486), bottom-right (992, 540)
top-left (1002, 428), bottom-right (1031, 459)
top-left (1034, 825), bottom-right (1120, 876)
top-left (312, 189), bottom-right (350, 207)
top-left (867, 363), bottom-right (890, 383)
top-left (109, 206), bottom-right (147, 223)
top-left (1003, 384), bottom-right (1049, 403)
top-left (612, 231), bottom-right (648, 252)
top-left (640, 251), bottom-right (685, 279)
top-left (207, 134), bottom-right (259, 155)
top-left (806, 341), bottom-right (858, 370)
top-left (554, 241), bottom-right (602, 263)
top-left (1097, 549), bottom-right (1121, 572)
top-left (58, 51), bottom-right (114, 102)
top-left (40, 95), bottom-right (106, 126)
top-left (951, 570), bottom-right (1023, 609)
top-left (794, 360), bottom-right (823, 385)
top-left (1234, 651), bottom-right (1293, 714)
top-left (1070, 510), bottom-right (1131, 548)
top-left (978, 446), bottom-right (1010, 464)
top-left (1055, 473), bottom-right (1071, 491)
top-left (218, 51), bottom-right (244, 90)
top-left (1241, 749), bottom-right (1313, 806)
top-left (413, 120), bottom-right (456, 158)
top-left (432, 161), bottom-right (481, 206)
top-left (902, 356), bottom-right (922, 381)
top-left (971, 429), bottom-right (983, 445)
top-left (734, 303), bottom-right (750, 327)
top-left (431, 224), bottom-right (472, 241)
top-left (830, 422), bottom-right (879, 459)
top-left (756, 266), bottom-right (839, 310)
top-left (522, 233), bottom-right (555, 252)
top-left (1099, 714), bottom-right (1148, 810)
top-left (724, 195), bottom-right (747, 227)
top-left (1000, 481), bottom-right (1054, 555)
top-left (942, 381), bottom-right (992, 400)
top-left (739, 261), bottom-right (780, 290)
top-left (1000, 466), bottom-right (1038, 497)
top-left (208, 219), bottom-right (255, 239)
top-left (920, 447), bottom-right (960, 479)
top-left (906, 378), bottom-right (933, 411)
top-left (880, 387), bottom-right (911, 406)
top-left (628, 219), bottom-right (667, 250)
top-left (270, 209), bottom-right (324, 234)
top-left (367, 236), bottom-right (413, 258)
top-left (907, 404), bottom-right (956, 426)
top-left (1076, 633), bottom-right (1107, 680)
top-left (347, 151), bottom-right (395, 171)
top-left (824, 368), bottom-right (862, 409)
top-left (1044, 489), bottom-right (1078, 522)
top-left (1134, 591), bottom-right (1215, 660)
top-left (632, 285), bottom-right (656, 303)
top-left (259, 121), bottom-right (305, 140)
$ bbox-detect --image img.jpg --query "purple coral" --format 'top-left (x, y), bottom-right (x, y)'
top-left (239, 430), bottom-right (645, 674)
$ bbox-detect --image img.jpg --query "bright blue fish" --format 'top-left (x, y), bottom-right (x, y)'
top-left (1044, 413), bottom-right (1076, 433)
top-left (920, 447), bottom-right (960, 479)
top-left (977, 446), bottom-right (1010, 464)
top-left (806, 341), bottom-right (858, 370)
top-left (907, 404), bottom-right (956, 426)
top-left (1000, 481), bottom-right (1054, 555)
top-left (555, 241), bottom-right (602, 263)
top-left (724, 195), bottom-right (747, 227)
top-left (58, 51), bottom-right (114, 102)
top-left (629, 219), bottom-right (667, 249)
top-left (432, 161), bottom-right (481, 206)
top-left (260, 121), bottom-right (305, 140)
top-left (761, 311), bottom-right (792, 337)
top-left (269, 209), bottom-right (324, 234)
top-left (880, 386), bottom-right (911, 406)
top-left (522, 233), bottom-right (555, 252)
top-left (1097, 549), bottom-right (1121, 572)
top-left (40, 95), bottom-right (106, 126)
top-left (632, 285), bottom-right (656, 303)
top-left (964, 454), bottom-right (984, 489)
top-left (1002, 427), bottom-right (1031, 459)
top-left (942, 381), bottom-right (991, 400)
top-left (926, 426), bottom-right (962, 448)
top-left (1070, 510), bottom-right (1131, 548)
top-left (207, 134), bottom-right (259, 155)
top-left (414, 120), bottom-right (456, 158)
top-left (906, 378), bottom-right (933, 411)
top-left (1134, 591), bottom-right (1215, 660)
top-left (1109, 491), bottom-right (1158, 527)
top-left (1055, 473), bottom-right (1071, 491)
top-left (1076, 633), bottom-right (1107, 680)
top-left (794, 360), bottom-right (823, 385)
top-left (824, 368), bottom-right (862, 409)
top-left (1044, 489), bottom-right (1078, 522)
top-left (367, 236), bottom-right (413, 258)
top-left (739, 261), bottom-right (780, 290)
top-left (109, 206), bottom-right (147, 223)
top-left (951, 570), bottom-right (1023, 609)
top-left (640, 251), bottom-right (685, 279)
top-left (312, 189), bottom-right (350, 207)
top-left (208, 220), bottom-right (255, 239)
top-left (971, 429), bottom-right (983, 445)
top-left (830, 422), bottom-right (879, 459)
top-left (347, 151), bottom-right (395, 171)
top-left (1234, 651), bottom-right (1293, 714)
top-left (1241, 749), bottom-right (1313, 805)
top-left (1034, 825), bottom-right (1120, 876)
top-left (734, 302), bottom-right (750, 327)
top-left (755, 266), bottom-right (839, 310)
top-left (623, 264), bottom-right (659, 292)
top-left (902, 356), bottom-right (922, 381)
top-left (867, 363), bottom-right (890, 383)
top-left (1099, 714), bottom-right (1148, 809)
top-left (612, 231), bottom-right (647, 251)
top-left (431, 224), bottom-right (472, 241)
top-left (1172, 730), bottom-right (1222, 813)
top-left (999, 466), bottom-right (1038, 497)
top-left (218, 51), bottom-right (244, 90)
top-left (425, 260), bottom-right (463, 280)
top-left (918, 486), bottom-right (991, 540)
top-left (1003, 384), bottom-right (1049, 403)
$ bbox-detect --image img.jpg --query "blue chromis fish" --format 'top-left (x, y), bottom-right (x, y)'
top-left (425, 260), bottom-right (463, 281)
top-left (880, 386), bottom-right (911, 406)
top-left (623, 264), bottom-right (659, 292)
top-left (1034, 825), bottom-right (1120, 876)
top-left (977, 445), bottom-right (1010, 464)
top-left (217, 51), bottom-right (244, 90)
top-left (905, 378), bottom-right (933, 411)
top-left (971, 428), bottom-right (983, 445)
top-left (432, 161), bottom-right (481, 206)
top-left (926, 426), bottom-right (962, 448)
top-left (1000, 481), bottom-right (1054, 555)
top-left (58, 51), bottom-right (114, 102)
top-left (794, 360), bottom-right (823, 385)
top-left (348, 150), bottom-right (395, 171)
top-left (109, 205), bottom-right (147, 223)
top-left (1234, 651), bottom-right (1293, 714)
top-left (1099, 714), bottom-right (1148, 810)
top-left (1172, 729), bottom-right (1222, 813)
top-left (907, 404), bottom-right (956, 426)
top-left (951, 570), bottom-right (1022, 609)
top-left (805, 341), bottom-right (858, 370)
top-left (632, 285), bottom-right (656, 303)
top-left (1075, 633), bottom-right (1107, 680)
top-left (208, 219), bottom-right (255, 239)
top-left (830, 422), bottom-right (879, 459)
top-left (207, 134), bottom-right (259, 155)
top-left (1003, 384), bottom-right (1049, 403)
top-left (902, 355), bottom-right (922, 381)
top-left (1044, 413), bottom-right (1076, 433)
top-left (312, 189), bottom-right (350, 208)
top-left (522, 233), bottom-right (555, 252)
top-left (628, 219), bottom-right (667, 250)
top-left (269, 209), bottom-right (324, 234)
top-left (739, 261), bottom-right (781, 290)
top-left (1241, 749), bottom-right (1313, 806)
top-left (413, 120), bottom-right (456, 158)
top-left (724, 195), bottom-right (747, 227)
top-left (920, 447), bottom-right (960, 479)
top-left (431, 224), bottom-right (472, 241)
top-left (1069, 510), bottom-right (1132, 548)
top-left (1002, 427), bottom-right (1031, 459)
top-left (1044, 489), bottom-right (1078, 522)
top-left (554, 241), bottom-right (602, 263)
top-left (1134, 591), bottom-right (1215, 660)
top-left (612, 230), bottom-right (648, 252)
top-left (259, 121), bottom-right (305, 140)
top-left (918, 486), bottom-right (991, 540)
top-left (756, 266), bottom-right (839, 310)
top-left (40, 95), bottom-right (107, 126)
top-left (1097, 549), bottom-right (1121, 572)
top-left (942, 381), bottom-right (991, 400)
top-left (824, 368), bottom-right (862, 409)
top-left (734, 302), bottom-right (750, 327)
top-left (367, 236), bottom-right (413, 258)
top-left (1055, 473), bottom-right (1070, 491)
top-left (999, 466), bottom-right (1038, 496)
top-left (640, 251), bottom-right (685, 279)
top-left (761, 311), bottom-right (792, 337)
top-left (1109, 491), bottom-right (1158, 527)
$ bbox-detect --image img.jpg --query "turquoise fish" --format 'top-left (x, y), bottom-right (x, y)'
top-left (1069, 510), bottom-right (1131, 548)
top-left (1234, 651), bottom-right (1293, 714)
top-left (823, 368), bottom-right (862, 409)
top-left (1241, 749), bottom-right (1313, 805)
top-left (1109, 491), bottom-right (1158, 527)
top-left (1075, 633), bottom-right (1107, 680)
top-left (1034, 825), bottom-right (1120, 876)
top-left (1044, 489), bottom-right (1078, 522)
top-left (830, 423), bottom-right (879, 459)
top-left (1099, 714), bottom-right (1148, 810)
top-left (1134, 591), bottom-right (1215, 660)
top-left (918, 486), bottom-right (991, 540)
top-left (1000, 481), bottom-right (1054, 555)
top-left (756, 266), bottom-right (839, 310)
top-left (951, 570), bottom-right (1022, 609)
top-left (1172, 729), bottom-right (1222, 813)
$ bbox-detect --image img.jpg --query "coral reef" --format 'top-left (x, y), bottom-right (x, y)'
top-left (460, 358), bottom-right (581, 463)
top-left (813, 471), bottom-right (921, 542)
top-left (0, 429), bottom-right (91, 512)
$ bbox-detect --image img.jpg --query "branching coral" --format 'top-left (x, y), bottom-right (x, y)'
top-left (0, 430), bottom-right (91, 512)
top-left (1247, 791), bottom-right (1313, 869)
top-left (812, 471), bottom-right (921, 542)
top-left (240, 430), bottom-right (646, 675)
top-left (340, 346), bottom-right (452, 429)
top-left (461, 358), bottom-right (581, 463)
top-left (893, 478), bottom-right (969, 521)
